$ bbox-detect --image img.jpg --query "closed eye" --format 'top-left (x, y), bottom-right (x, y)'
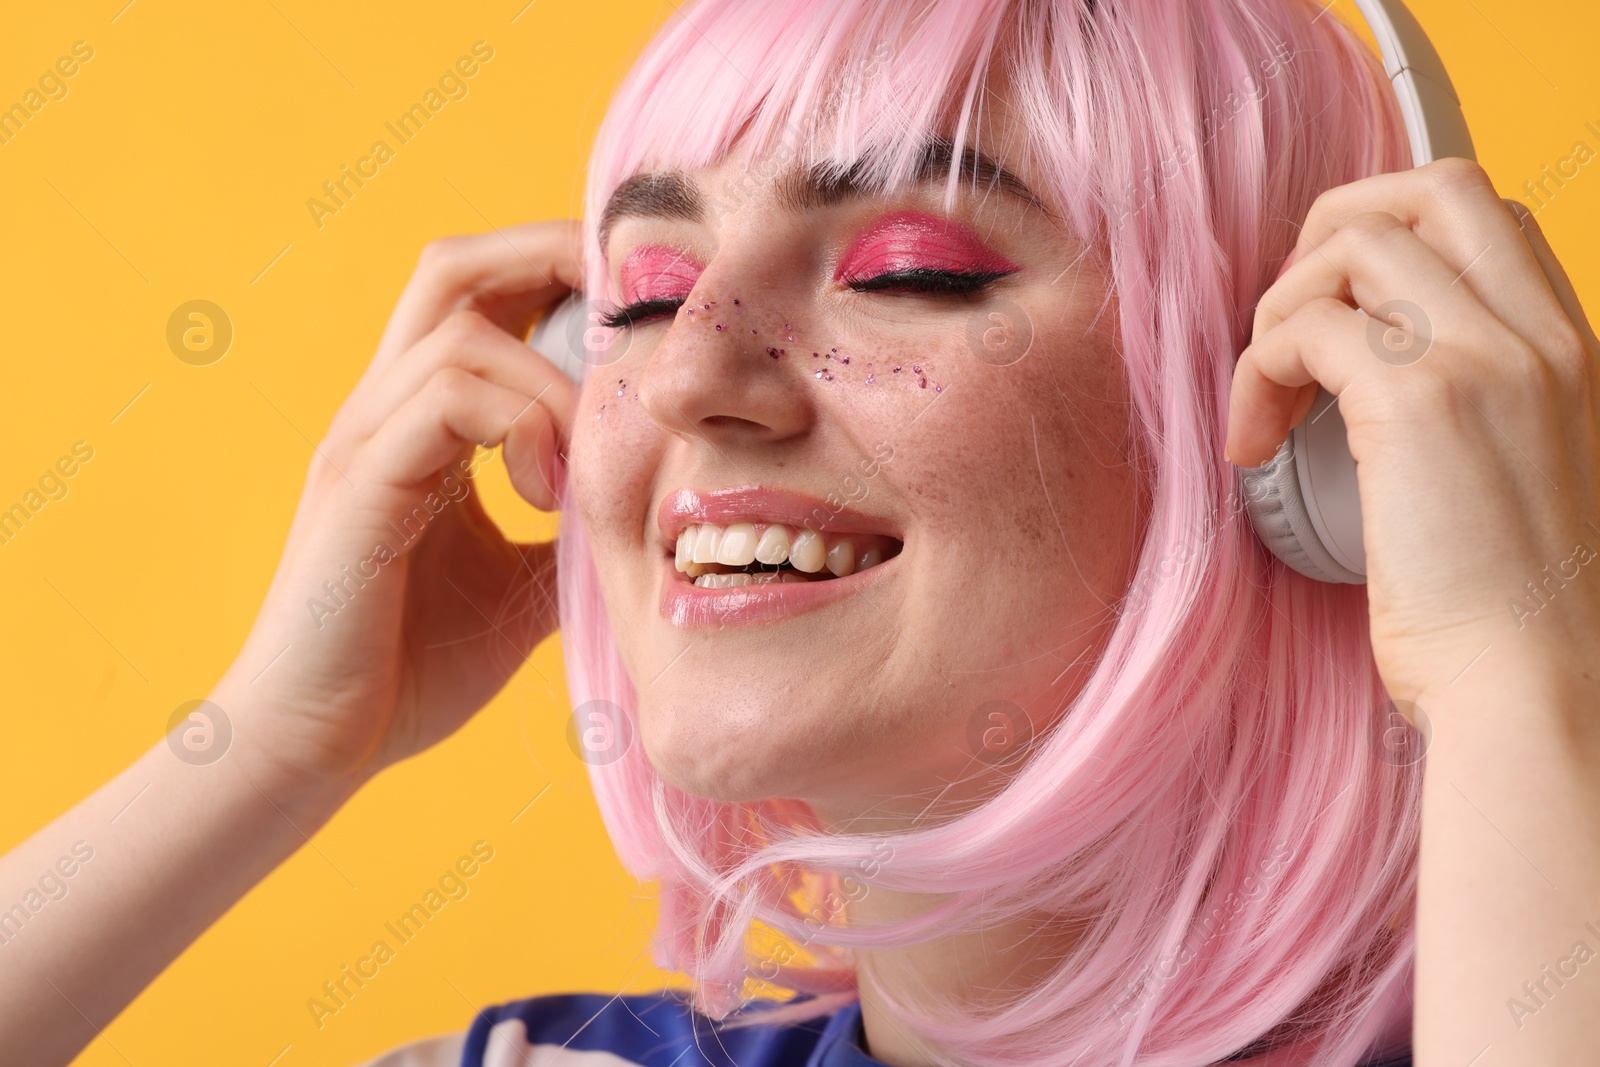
top-left (598, 269), bottom-right (1014, 330)
top-left (598, 298), bottom-right (685, 330)
top-left (840, 267), bottom-right (1014, 294)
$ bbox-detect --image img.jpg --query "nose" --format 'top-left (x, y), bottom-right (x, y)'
top-left (636, 283), bottom-right (816, 447)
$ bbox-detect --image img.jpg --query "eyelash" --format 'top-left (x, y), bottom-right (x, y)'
top-left (597, 268), bottom-right (1014, 329)
top-left (597, 298), bottom-right (684, 330)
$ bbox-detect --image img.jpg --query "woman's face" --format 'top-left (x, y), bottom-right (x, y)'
top-left (566, 96), bottom-right (1146, 831)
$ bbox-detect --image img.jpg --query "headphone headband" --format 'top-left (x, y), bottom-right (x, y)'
top-left (1237, 0), bottom-right (1476, 583)
top-left (1349, 0), bottom-right (1475, 166)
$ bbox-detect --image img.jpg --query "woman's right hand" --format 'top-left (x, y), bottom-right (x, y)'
top-left (213, 219), bottom-right (585, 805)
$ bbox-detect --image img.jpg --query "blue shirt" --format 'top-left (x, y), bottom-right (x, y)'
top-left (357, 990), bottom-right (1413, 1067)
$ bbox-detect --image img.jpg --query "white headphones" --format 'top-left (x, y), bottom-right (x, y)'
top-left (1239, 0), bottom-right (1475, 583)
top-left (529, 0), bottom-right (1476, 586)
top-left (527, 291), bottom-right (600, 386)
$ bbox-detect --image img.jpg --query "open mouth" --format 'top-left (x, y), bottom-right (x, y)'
top-left (672, 522), bottom-right (903, 588)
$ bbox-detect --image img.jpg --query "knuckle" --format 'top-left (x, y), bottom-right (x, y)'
top-left (1573, 343), bottom-right (1600, 405)
top-left (1505, 334), bottom-right (1552, 383)
top-left (1544, 320), bottom-right (1594, 381)
top-left (1342, 211), bottom-right (1406, 249)
top-left (1250, 298), bottom-right (1277, 342)
top-left (1303, 185), bottom-right (1340, 234)
top-left (1548, 320), bottom-right (1591, 366)
top-left (1307, 295), bottom-right (1352, 322)
top-left (1303, 297), bottom-right (1356, 340)
top-left (416, 234), bottom-right (467, 276)
top-left (1478, 331), bottom-right (1557, 405)
top-left (1503, 196), bottom-right (1539, 233)
top-left (1425, 157), bottom-right (1495, 205)
top-left (436, 307), bottom-right (493, 351)
top-left (425, 365), bottom-right (475, 409)
top-left (1388, 364), bottom-right (1454, 414)
top-left (1291, 297), bottom-right (1358, 355)
top-left (1561, 343), bottom-right (1600, 412)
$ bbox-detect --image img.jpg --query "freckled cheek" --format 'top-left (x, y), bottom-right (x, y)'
top-left (567, 414), bottom-right (660, 558)
top-left (889, 376), bottom-right (1129, 564)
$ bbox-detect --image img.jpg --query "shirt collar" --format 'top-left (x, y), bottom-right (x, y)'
top-left (808, 999), bottom-right (891, 1067)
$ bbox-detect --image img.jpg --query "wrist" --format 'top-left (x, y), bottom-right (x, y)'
top-left (200, 680), bottom-right (372, 827)
top-left (1418, 656), bottom-right (1600, 765)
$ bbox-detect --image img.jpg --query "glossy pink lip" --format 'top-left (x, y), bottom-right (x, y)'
top-left (659, 554), bottom-right (895, 629)
top-left (834, 209), bottom-right (1020, 280)
top-left (655, 485), bottom-right (903, 554)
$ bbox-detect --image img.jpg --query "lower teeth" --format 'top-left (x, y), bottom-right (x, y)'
top-left (692, 570), bottom-right (814, 589)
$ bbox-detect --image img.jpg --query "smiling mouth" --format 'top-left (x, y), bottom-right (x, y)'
top-left (672, 521), bottom-right (903, 588)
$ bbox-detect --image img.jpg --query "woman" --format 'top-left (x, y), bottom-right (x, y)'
top-left (3, 0), bottom-right (1597, 1065)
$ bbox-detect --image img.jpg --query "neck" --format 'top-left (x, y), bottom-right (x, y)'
top-left (805, 772), bottom-right (1082, 1066)
top-left (846, 885), bottom-right (1085, 1067)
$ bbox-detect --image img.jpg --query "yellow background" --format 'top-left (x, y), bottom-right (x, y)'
top-left (0, 1), bottom-right (1594, 1065)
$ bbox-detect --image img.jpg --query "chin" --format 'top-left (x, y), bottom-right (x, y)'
top-left (636, 680), bottom-right (857, 805)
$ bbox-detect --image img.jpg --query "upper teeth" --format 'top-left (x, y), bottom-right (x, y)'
top-left (674, 522), bottom-right (891, 584)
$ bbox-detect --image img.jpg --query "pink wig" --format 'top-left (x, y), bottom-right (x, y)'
top-left (556, 1), bottom-right (1420, 1064)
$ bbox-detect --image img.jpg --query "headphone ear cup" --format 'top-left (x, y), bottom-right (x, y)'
top-left (1241, 437), bottom-right (1367, 584)
top-left (527, 291), bottom-right (592, 385)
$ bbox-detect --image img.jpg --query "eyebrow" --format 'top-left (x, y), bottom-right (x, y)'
top-left (596, 138), bottom-right (1047, 248)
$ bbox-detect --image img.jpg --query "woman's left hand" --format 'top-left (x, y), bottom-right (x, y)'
top-left (1226, 156), bottom-right (1600, 711)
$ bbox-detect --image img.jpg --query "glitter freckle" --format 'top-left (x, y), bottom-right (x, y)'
top-left (866, 373), bottom-right (876, 384)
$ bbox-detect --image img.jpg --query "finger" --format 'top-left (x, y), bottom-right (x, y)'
top-left (329, 308), bottom-right (578, 457)
top-left (503, 398), bottom-right (567, 512)
top-left (1504, 198), bottom-right (1600, 358)
top-left (1277, 159), bottom-right (1571, 362)
top-left (1253, 210), bottom-right (1505, 376)
top-left (370, 219), bottom-right (585, 375)
top-left (1228, 297), bottom-right (1369, 466)
top-left (349, 368), bottom-right (562, 510)
top-left (1234, 211), bottom-right (1516, 467)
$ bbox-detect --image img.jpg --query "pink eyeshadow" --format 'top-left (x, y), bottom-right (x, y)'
top-left (618, 244), bottom-right (703, 304)
top-left (834, 209), bottom-right (1019, 280)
